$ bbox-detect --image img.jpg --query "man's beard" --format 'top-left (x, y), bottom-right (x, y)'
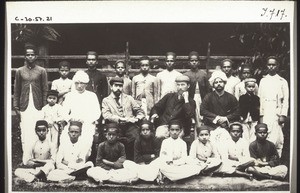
top-left (113, 90), bottom-right (122, 96)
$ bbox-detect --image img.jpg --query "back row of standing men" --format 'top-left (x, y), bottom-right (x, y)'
top-left (13, 44), bottom-right (289, 183)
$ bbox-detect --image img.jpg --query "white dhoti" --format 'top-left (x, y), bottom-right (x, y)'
top-left (87, 166), bottom-right (138, 183)
top-left (47, 161), bottom-right (93, 182)
top-left (14, 162), bottom-right (55, 182)
top-left (241, 121), bottom-right (257, 144)
top-left (160, 163), bottom-right (202, 181)
top-left (123, 159), bottom-right (161, 182)
top-left (254, 165), bottom-right (288, 178)
top-left (262, 101), bottom-right (284, 157)
top-left (20, 85), bottom-right (40, 165)
top-left (209, 127), bottom-right (231, 153)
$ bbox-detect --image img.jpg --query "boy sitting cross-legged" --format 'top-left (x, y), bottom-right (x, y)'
top-left (14, 120), bottom-right (56, 182)
top-left (157, 120), bottom-right (202, 184)
top-left (123, 120), bottom-right (161, 182)
top-left (216, 122), bottom-right (255, 180)
top-left (47, 120), bottom-right (94, 182)
top-left (86, 123), bottom-right (138, 184)
top-left (187, 125), bottom-right (222, 176)
top-left (246, 123), bottom-right (288, 181)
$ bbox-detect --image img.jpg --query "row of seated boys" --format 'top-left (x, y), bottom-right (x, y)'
top-left (14, 118), bottom-right (288, 184)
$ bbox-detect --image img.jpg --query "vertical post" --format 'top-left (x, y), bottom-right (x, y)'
top-left (125, 41), bottom-right (130, 75)
top-left (206, 42), bottom-right (211, 73)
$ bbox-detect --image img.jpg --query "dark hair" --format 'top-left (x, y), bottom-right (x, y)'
top-left (114, 60), bottom-right (126, 69)
top-left (221, 58), bottom-right (234, 66)
top-left (196, 125), bottom-right (211, 134)
top-left (139, 56), bottom-right (150, 62)
top-left (86, 51), bottom-right (98, 58)
top-left (228, 122), bottom-right (243, 133)
top-left (140, 119), bottom-right (154, 131)
top-left (105, 123), bottom-right (120, 133)
top-left (165, 52), bottom-right (176, 60)
top-left (188, 51), bottom-right (200, 60)
top-left (266, 56), bottom-right (279, 65)
top-left (24, 43), bottom-right (37, 54)
top-left (168, 119), bottom-right (182, 129)
top-left (58, 60), bottom-right (71, 70)
top-left (35, 120), bottom-right (48, 130)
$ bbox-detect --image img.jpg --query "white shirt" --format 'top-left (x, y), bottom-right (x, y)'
top-left (224, 75), bottom-right (240, 95)
top-left (56, 137), bottom-right (86, 168)
top-left (40, 103), bottom-right (64, 124)
top-left (51, 78), bottom-right (73, 94)
top-left (219, 138), bottom-right (250, 161)
top-left (156, 69), bottom-right (182, 100)
top-left (160, 137), bottom-right (187, 164)
top-left (258, 74), bottom-right (289, 116)
top-left (234, 80), bottom-right (259, 100)
top-left (62, 90), bottom-right (101, 124)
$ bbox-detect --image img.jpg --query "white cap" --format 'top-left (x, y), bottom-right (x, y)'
top-left (209, 70), bottom-right (227, 86)
top-left (73, 70), bottom-right (89, 83)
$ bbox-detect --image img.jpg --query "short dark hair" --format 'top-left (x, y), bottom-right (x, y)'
top-left (86, 51), bottom-right (98, 58)
top-left (221, 59), bottom-right (234, 66)
top-left (228, 122), bottom-right (243, 133)
top-left (105, 123), bottom-right (120, 134)
top-left (140, 119), bottom-right (154, 131)
top-left (114, 60), bottom-right (126, 69)
top-left (58, 60), bottom-right (71, 70)
top-left (168, 119), bottom-right (182, 129)
top-left (139, 56), bottom-right (150, 62)
top-left (24, 43), bottom-right (37, 54)
top-left (196, 125), bottom-right (211, 134)
top-left (188, 51), bottom-right (200, 60)
top-left (255, 123), bottom-right (268, 132)
top-left (266, 56), bottom-right (279, 65)
top-left (165, 52), bottom-right (176, 60)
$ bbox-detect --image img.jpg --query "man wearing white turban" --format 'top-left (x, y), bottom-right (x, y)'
top-left (200, 70), bottom-right (240, 148)
top-left (60, 70), bottom-right (101, 160)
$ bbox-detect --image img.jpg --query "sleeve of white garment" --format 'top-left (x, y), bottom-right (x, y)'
top-left (173, 140), bottom-right (188, 165)
top-left (257, 79), bottom-right (265, 116)
top-left (280, 78), bottom-right (289, 116)
top-left (159, 139), bottom-right (172, 162)
top-left (86, 92), bottom-right (101, 123)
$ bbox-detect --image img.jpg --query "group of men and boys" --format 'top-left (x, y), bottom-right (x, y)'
top-left (13, 44), bottom-right (289, 185)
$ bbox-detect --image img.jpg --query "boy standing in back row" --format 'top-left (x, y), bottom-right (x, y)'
top-left (132, 56), bottom-right (158, 119)
top-left (51, 61), bottom-right (73, 105)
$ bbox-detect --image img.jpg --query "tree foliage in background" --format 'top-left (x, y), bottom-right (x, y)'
top-left (229, 23), bottom-right (290, 83)
top-left (11, 24), bottom-right (61, 45)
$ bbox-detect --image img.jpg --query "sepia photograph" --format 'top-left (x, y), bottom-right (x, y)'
top-left (5, 1), bottom-right (296, 193)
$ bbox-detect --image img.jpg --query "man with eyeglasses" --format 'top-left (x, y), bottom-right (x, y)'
top-left (200, 70), bottom-right (239, 150)
top-left (13, 43), bottom-right (48, 164)
top-left (257, 56), bottom-right (289, 157)
top-left (156, 52), bottom-right (182, 100)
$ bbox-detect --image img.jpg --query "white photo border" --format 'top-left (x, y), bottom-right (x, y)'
top-left (5, 1), bottom-right (296, 193)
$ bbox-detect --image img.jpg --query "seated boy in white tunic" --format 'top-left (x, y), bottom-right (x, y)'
top-left (217, 122), bottom-right (255, 179)
top-left (246, 123), bottom-right (288, 181)
top-left (123, 120), bottom-right (161, 182)
top-left (47, 120), bottom-right (93, 182)
top-left (158, 120), bottom-right (202, 183)
top-left (14, 120), bottom-right (56, 182)
top-left (87, 123), bottom-right (138, 184)
top-left (187, 125), bottom-right (222, 176)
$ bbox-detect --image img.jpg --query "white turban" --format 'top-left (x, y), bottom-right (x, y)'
top-left (73, 70), bottom-right (89, 83)
top-left (209, 70), bottom-right (227, 86)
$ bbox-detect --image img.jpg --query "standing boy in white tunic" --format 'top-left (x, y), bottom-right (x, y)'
top-left (258, 56), bottom-right (289, 157)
